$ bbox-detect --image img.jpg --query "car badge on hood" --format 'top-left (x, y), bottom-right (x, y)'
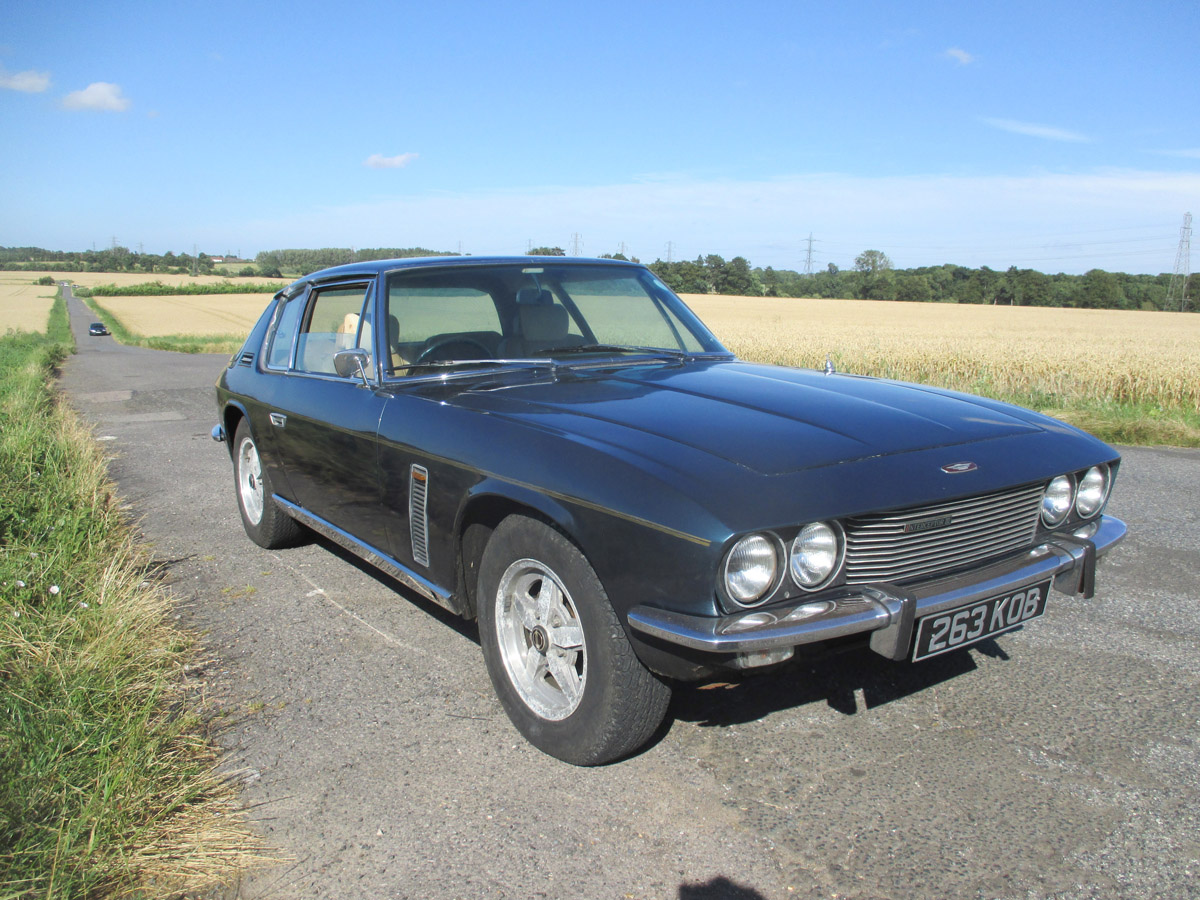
top-left (941, 461), bottom-right (978, 474)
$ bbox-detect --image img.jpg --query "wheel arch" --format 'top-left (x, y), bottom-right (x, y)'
top-left (219, 400), bottom-right (251, 459)
top-left (453, 481), bottom-right (584, 621)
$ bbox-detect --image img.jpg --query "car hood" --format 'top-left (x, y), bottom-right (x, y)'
top-left (454, 360), bottom-right (1053, 477)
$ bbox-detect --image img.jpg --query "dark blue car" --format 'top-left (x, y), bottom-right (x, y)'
top-left (214, 256), bottom-right (1125, 764)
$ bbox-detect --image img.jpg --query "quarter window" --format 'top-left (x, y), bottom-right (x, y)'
top-left (266, 294), bottom-right (305, 369)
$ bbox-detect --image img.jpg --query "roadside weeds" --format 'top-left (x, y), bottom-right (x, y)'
top-left (0, 296), bottom-right (269, 898)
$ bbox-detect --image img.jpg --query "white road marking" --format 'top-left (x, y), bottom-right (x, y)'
top-left (275, 553), bottom-right (447, 661)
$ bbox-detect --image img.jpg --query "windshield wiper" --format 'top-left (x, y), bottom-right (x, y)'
top-left (390, 358), bottom-right (555, 376)
top-left (538, 344), bottom-right (691, 360)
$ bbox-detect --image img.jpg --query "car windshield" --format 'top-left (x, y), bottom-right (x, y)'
top-left (383, 263), bottom-right (728, 375)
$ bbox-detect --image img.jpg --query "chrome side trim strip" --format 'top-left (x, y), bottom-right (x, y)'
top-left (628, 515), bottom-right (1126, 659)
top-left (273, 496), bottom-right (454, 611)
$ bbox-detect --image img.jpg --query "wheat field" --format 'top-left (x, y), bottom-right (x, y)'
top-left (93, 293), bottom-right (274, 337)
top-left (0, 273), bottom-right (58, 333)
top-left (684, 295), bottom-right (1200, 412)
top-left (43, 276), bottom-right (1200, 416)
top-left (14, 270), bottom-right (290, 290)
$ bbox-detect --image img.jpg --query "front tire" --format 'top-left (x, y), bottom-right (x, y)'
top-left (232, 420), bottom-right (301, 549)
top-left (478, 515), bottom-right (670, 765)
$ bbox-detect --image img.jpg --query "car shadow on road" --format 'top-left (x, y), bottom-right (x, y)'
top-left (667, 639), bottom-right (1010, 729)
top-left (299, 533), bottom-right (1017, 754)
top-left (678, 875), bottom-right (768, 899)
top-left (312, 533), bottom-right (483, 645)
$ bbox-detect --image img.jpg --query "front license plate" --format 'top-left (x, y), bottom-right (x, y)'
top-left (912, 580), bottom-right (1052, 662)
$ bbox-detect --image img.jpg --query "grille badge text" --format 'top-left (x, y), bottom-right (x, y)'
top-left (903, 515), bottom-right (954, 534)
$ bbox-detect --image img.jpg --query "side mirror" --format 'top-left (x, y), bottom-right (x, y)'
top-left (333, 348), bottom-right (371, 386)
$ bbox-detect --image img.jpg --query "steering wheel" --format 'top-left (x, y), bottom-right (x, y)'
top-left (415, 337), bottom-right (493, 364)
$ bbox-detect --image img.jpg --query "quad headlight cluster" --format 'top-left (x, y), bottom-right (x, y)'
top-left (723, 464), bottom-right (1113, 610)
top-left (1040, 464), bottom-right (1112, 526)
top-left (722, 522), bottom-right (845, 608)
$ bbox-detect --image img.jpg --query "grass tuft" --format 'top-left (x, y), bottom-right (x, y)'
top-left (0, 294), bottom-right (266, 898)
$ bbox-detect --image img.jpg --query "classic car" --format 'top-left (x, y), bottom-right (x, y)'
top-left (213, 256), bottom-right (1126, 765)
top-left (88, 322), bottom-right (109, 336)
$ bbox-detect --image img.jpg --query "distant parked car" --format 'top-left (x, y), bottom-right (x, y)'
top-left (213, 256), bottom-right (1126, 765)
top-left (88, 322), bottom-right (108, 336)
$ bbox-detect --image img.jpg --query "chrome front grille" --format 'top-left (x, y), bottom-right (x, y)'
top-left (843, 483), bottom-right (1044, 585)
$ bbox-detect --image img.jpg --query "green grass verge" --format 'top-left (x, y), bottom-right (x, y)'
top-left (1032, 402), bottom-right (1200, 448)
top-left (83, 281), bottom-right (280, 297)
top-left (929, 384), bottom-right (1200, 448)
top-left (0, 294), bottom-right (262, 898)
top-left (84, 297), bottom-right (245, 356)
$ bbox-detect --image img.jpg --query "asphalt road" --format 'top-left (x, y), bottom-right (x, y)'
top-left (59, 289), bottom-right (1200, 900)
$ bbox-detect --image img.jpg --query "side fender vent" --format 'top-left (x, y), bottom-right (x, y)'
top-left (409, 465), bottom-right (430, 567)
top-left (238, 351), bottom-right (255, 366)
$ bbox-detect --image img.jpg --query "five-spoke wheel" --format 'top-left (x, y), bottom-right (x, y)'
top-left (478, 515), bottom-right (670, 765)
top-left (494, 558), bottom-right (587, 721)
top-left (231, 420), bottom-right (302, 549)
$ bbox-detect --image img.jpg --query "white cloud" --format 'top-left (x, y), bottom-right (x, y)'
top-left (0, 66), bottom-right (51, 92)
top-left (944, 47), bottom-right (974, 65)
top-left (61, 82), bottom-right (130, 112)
top-left (364, 152), bottom-right (418, 169)
top-left (981, 117), bottom-right (1090, 142)
top-left (230, 168), bottom-right (1200, 274)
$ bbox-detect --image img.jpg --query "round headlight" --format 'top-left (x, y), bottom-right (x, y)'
top-left (723, 534), bottom-right (779, 606)
top-left (1075, 465), bottom-right (1109, 518)
top-left (1041, 475), bottom-right (1073, 526)
top-left (789, 522), bottom-right (842, 590)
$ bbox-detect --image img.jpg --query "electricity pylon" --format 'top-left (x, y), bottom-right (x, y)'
top-left (1167, 212), bottom-right (1192, 312)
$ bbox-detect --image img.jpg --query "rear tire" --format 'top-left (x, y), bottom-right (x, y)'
top-left (232, 419), bottom-right (302, 549)
top-left (477, 515), bottom-right (670, 765)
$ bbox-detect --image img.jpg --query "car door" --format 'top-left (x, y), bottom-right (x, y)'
top-left (372, 269), bottom-right (509, 586)
top-left (265, 278), bottom-right (392, 550)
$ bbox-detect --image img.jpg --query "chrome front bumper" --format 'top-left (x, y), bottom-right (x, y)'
top-left (628, 515), bottom-right (1126, 664)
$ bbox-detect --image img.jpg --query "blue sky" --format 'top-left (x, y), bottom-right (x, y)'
top-left (2, 0), bottom-right (1197, 274)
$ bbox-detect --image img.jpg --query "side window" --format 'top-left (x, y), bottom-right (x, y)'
top-left (294, 284), bottom-right (371, 375)
top-left (266, 294), bottom-right (305, 369)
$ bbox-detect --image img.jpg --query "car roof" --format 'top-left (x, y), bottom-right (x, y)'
top-left (284, 255), bottom-right (645, 294)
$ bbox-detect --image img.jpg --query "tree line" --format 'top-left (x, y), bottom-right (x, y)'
top-left (3, 245), bottom-right (1193, 311)
top-left (251, 247), bottom-right (457, 277)
top-left (646, 250), bottom-right (1195, 312)
top-left (2, 245), bottom-right (222, 276)
top-left (0, 246), bottom-right (455, 279)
